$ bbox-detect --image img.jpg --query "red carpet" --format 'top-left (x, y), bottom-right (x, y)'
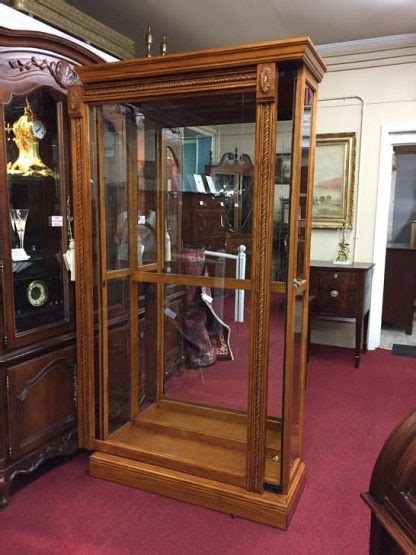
top-left (1, 345), bottom-right (415, 554)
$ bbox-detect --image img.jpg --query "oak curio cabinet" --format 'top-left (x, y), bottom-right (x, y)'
top-left (0, 28), bottom-right (102, 506)
top-left (70, 38), bottom-right (325, 528)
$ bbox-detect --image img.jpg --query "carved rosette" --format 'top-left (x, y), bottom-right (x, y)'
top-left (55, 61), bottom-right (78, 88)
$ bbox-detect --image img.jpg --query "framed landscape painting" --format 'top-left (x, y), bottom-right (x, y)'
top-left (312, 132), bottom-right (356, 229)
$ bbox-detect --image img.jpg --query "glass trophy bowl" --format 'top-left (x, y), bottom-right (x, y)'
top-left (10, 208), bottom-right (30, 261)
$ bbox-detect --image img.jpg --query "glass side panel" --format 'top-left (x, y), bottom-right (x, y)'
top-left (266, 67), bottom-right (297, 489)
top-left (296, 86), bottom-right (314, 279)
top-left (290, 290), bottom-right (305, 470)
top-left (264, 292), bottom-right (286, 488)
top-left (89, 106), bottom-right (103, 437)
top-left (272, 69), bottom-right (297, 282)
top-left (163, 284), bottom-right (250, 413)
top-left (5, 89), bottom-right (68, 333)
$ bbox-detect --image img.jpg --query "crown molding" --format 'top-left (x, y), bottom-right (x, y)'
top-left (317, 34), bottom-right (416, 71)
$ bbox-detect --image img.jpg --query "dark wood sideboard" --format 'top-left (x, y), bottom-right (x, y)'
top-left (382, 243), bottom-right (416, 335)
top-left (309, 261), bottom-right (374, 368)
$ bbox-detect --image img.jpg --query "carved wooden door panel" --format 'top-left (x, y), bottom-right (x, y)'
top-left (6, 346), bottom-right (76, 460)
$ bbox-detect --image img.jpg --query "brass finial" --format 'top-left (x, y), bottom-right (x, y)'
top-left (145, 25), bottom-right (152, 58)
top-left (160, 34), bottom-right (167, 56)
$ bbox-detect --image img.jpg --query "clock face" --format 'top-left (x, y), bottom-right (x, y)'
top-left (27, 280), bottom-right (49, 307)
top-left (32, 120), bottom-right (46, 140)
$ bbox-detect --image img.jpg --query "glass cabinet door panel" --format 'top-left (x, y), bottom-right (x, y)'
top-left (163, 284), bottom-right (250, 413)
top-left (5, 89), bottom-right (69, 334)
top-left (107, 277), bottom-right (131, 435)
top-left (134, 92), bottom-right (256, 278)
top-left (101, 104), bottom-right (132, 271)
top-left (137, 281), bottom-right (158, 414)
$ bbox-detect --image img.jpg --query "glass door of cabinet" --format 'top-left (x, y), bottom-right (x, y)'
top-left (1, 88), bottom-right (73, 348)
top-left (89, 88), bottom-right (289, 489)
top-left (281, 76), bottom-right (317, 489)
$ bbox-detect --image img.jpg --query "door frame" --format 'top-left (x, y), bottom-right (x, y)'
top-left (368, 123), bottom-right (416, 350)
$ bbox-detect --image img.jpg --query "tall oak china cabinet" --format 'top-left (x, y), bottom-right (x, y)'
top-left (0, 27), bottom-right (102, 506)
top-left (69, 38), bottom-right (325, 528)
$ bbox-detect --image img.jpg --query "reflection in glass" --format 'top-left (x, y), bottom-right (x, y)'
top-left (107, 277), bottom-right (130, 435)
top-left (272, 69), bottom-right (297, 282)
top-left (290, 291), bottom-right (305, 470)
top-left (131, 92), bottom-right (256, 278)
top-left (296, 86), bottom-right (314, 279)
top-left (102, 104), bottom-right (131, 271)
top-left (265, 292), bottom-right (286, 488)
top-left (164, 283), bottom-right (249, 413)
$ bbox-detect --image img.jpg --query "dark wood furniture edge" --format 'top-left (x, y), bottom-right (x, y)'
top-left (361, 410), bottom-right (416, 554)
top-left (0, 26), bottom-right (103, 65)
top-left (0, 428), bottom-right (77, 507)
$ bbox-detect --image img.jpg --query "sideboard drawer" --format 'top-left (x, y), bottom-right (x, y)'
top-left (311, 270), bottom-right (357, 317)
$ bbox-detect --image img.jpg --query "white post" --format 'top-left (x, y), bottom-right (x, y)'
top-left (236, 245), bottom-right (246, 323)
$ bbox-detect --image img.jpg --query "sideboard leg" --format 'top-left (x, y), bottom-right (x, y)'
top-left (355, 316), bottom-right (362, 369)
top-left (363, 311), bottom-right (370, 353)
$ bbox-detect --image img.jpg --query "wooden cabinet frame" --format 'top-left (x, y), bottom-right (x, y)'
top-left (70, 39), bottom-right (325, 528)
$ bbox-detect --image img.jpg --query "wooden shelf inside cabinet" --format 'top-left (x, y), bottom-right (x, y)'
top-left (309, 261), bottom-right (374, 368)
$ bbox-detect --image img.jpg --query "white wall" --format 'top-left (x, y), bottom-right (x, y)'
top-left (311, 35), bottom-right (416, 348)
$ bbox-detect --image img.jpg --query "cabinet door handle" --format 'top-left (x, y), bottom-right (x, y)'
top-left (330, 289), bottom-right (339, 298)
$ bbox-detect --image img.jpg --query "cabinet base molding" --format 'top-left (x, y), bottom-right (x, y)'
top-left (89, 451), bottom-right (306, 529)
top-left (0, 428), bottom-right (77, 508)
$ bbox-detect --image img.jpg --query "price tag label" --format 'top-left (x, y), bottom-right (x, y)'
top-left (49, 215), bottom-right (63, 227)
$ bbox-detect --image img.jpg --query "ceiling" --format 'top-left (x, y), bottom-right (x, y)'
top-left (65, 0), bottom-right (416, 56)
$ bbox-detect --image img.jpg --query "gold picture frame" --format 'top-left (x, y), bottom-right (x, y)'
top-left (10, 0), bottom-right (135, 59)
top-left (312, 132), bottom-right (356, 229)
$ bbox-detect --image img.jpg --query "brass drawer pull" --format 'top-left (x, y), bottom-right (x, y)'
top-left (330, 289), bottom-right (339, 298)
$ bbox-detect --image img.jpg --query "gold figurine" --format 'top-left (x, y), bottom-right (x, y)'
top-left (160, 34), bottom-right (167, 56)
top-left (6, 99), bottom-right (57, 178)
top-left (145, 25), bottom-right (152, 57)
top-left (335, 224), bottom-right (351, 264)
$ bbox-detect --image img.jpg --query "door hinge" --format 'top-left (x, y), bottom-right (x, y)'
top-left (5, 374), bottom-right (9, 391)
top-left (8, 445), bottom-right (12, 458)
top-left (3, 334), bottom-right (7, 348)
